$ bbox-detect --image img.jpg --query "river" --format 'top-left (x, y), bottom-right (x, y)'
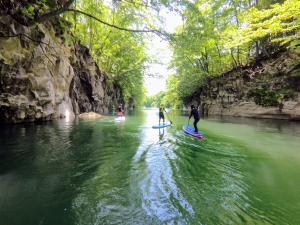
top-left (0, 109), bottom-right (300, 225)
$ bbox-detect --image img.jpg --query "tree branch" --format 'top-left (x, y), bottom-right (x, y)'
top-left (65, 8), bottom-right (164, 35)
top-left (12, 0), bottom-right (170, 37)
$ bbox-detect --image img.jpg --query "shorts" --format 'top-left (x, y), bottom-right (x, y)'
top-left (159, 112), bottom-right (164, 119)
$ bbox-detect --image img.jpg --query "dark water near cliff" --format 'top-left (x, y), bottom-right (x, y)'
top-left (0, 109), bottom-right (300, 225)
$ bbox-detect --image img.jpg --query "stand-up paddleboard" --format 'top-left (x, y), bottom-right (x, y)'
top-left (183, 125), bottom-right (204, 139)
top-left (152, 123), bottom-right (171, 129)
top-left (114, 116), bottom-right (126, 122)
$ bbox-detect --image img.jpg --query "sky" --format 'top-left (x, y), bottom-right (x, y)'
top-left (144, 9), bottom-right (182, 96)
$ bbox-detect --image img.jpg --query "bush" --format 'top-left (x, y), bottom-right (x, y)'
top-left (248, 88), bottom-right (280, 107)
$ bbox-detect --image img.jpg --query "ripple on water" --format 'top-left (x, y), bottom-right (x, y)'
top-left (1, 114), bottom-right (300, 225)
top-left (161, 127), bottom-right (281, 224)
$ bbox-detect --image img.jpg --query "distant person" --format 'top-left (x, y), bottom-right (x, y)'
top-left (117, 103), bottom-right (124, 116)
top-left (159, 105), bottom-right (167, 125)
top-left (189, 105), bottom-right (200, 133)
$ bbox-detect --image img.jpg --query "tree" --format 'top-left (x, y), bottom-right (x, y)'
top-left (164, 0), bottom-right (300, 107)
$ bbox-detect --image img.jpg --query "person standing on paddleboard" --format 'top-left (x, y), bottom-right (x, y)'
top-left (159, 105), bottom-right (167, 125)
top-left (189, 105), bottom-right (200, 133)
top-left (117, 103), bottom-right (124, 116)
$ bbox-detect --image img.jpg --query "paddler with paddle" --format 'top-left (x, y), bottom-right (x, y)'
top-left (158, 104), bottom-right (173, 125)
top-left (159, 104), bottom-right (167, 125)
top-left (189, 105), bottom-right (200, 133)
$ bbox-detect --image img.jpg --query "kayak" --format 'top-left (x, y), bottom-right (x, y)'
top-left (114, 116), bottom-right (126, 122)
top-left (152, 123), bottom-right (171, 129)
top-left (182, 125), bottom-right (204, 139)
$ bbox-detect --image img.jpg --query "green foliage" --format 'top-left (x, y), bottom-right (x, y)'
top-left (19, 0), bottom-right (299, 108)
top-left (64, 0), bottom-right (157, 106)
top-left (161, 75), bottom-right (182, 108)
top-left (224, 0), bottom-right (300, 48)
top-left (144, 96), bottom-right (154, 108)
top-left (21, 1), bottom-right (49, 20)
top-left (169, 0), bottom-right (249, 104)
top-left (248, 88), bottom-right (280, 107)
top-left (165, 0), bottom-right (300, 106)
top-left (144, 91), bottom-right (168, 108)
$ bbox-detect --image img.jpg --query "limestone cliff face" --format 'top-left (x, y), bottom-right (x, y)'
top-left (187, 50), bottom-right (300, 120)
top-left (0, 15), bottom-right (123, 123)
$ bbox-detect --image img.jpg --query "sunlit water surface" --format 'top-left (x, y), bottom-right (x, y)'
top-left (0, 109), bottom-right (300, 225)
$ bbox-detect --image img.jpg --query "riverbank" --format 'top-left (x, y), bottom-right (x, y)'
top-left (186, 49), bottom-right (300, 120)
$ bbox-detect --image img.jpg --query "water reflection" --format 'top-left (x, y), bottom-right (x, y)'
top-left (0, 110), bottom-right (300, 225)
top-left (131, 110), bottom-right (194, 224)
top-left (205, 115), bottom-right (300, 136)
top-left (0, 120), bottom-right (78, 225)
top-left (159, 128), bottom-right (164, 139)
top-left (70, 114), bottom-right (146, 224)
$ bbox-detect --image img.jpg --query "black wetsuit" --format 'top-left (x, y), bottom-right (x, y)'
top-left (189, 108), bottom-right (200, 132)
top-left (159, 107), bottom-right (165, 123)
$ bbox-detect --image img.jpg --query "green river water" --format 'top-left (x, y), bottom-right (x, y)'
top-left (0, 109), bottom-right (300, 225)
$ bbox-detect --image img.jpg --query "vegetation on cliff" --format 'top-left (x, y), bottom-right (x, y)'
top-left (166, 0), bottom-right (300, 107)
top-left (1, 0), bottom-right (299, 115)
top-left (63, 0), bottom-right (150, 105)
top-left (0, 0), bottom-right (169, 106)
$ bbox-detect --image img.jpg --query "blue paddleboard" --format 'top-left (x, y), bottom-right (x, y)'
top-left (182, 125), bottom-right (204, 139)
top-left (152, 123), bottom-right (171, 129)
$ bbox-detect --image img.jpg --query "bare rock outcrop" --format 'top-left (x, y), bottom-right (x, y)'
top-left (187, 50), bottom-right (300, 120)
top-left (78, 112), bottom-right (103, 120)
top-left (0, 15), bottom-right (123, 123)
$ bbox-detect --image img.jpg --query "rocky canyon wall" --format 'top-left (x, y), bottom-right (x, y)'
top-left (0, 15), bottom-right (123, 123)
top-left (186, 50), bottom-right (300, 120)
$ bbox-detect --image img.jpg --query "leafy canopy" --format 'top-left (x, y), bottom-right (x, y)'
top-left (165, 0), bottom-right (300, 107)
top-left (18, 0), bottom-right (300, 108)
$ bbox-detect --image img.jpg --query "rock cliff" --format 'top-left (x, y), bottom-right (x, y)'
top-left (0, 15), bottom-right (123, 123)
top-left (186, 50), bottom-right (300, 120)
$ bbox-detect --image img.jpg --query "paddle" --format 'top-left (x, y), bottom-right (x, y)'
top-left (165, 110), bottom-right (173, 124)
